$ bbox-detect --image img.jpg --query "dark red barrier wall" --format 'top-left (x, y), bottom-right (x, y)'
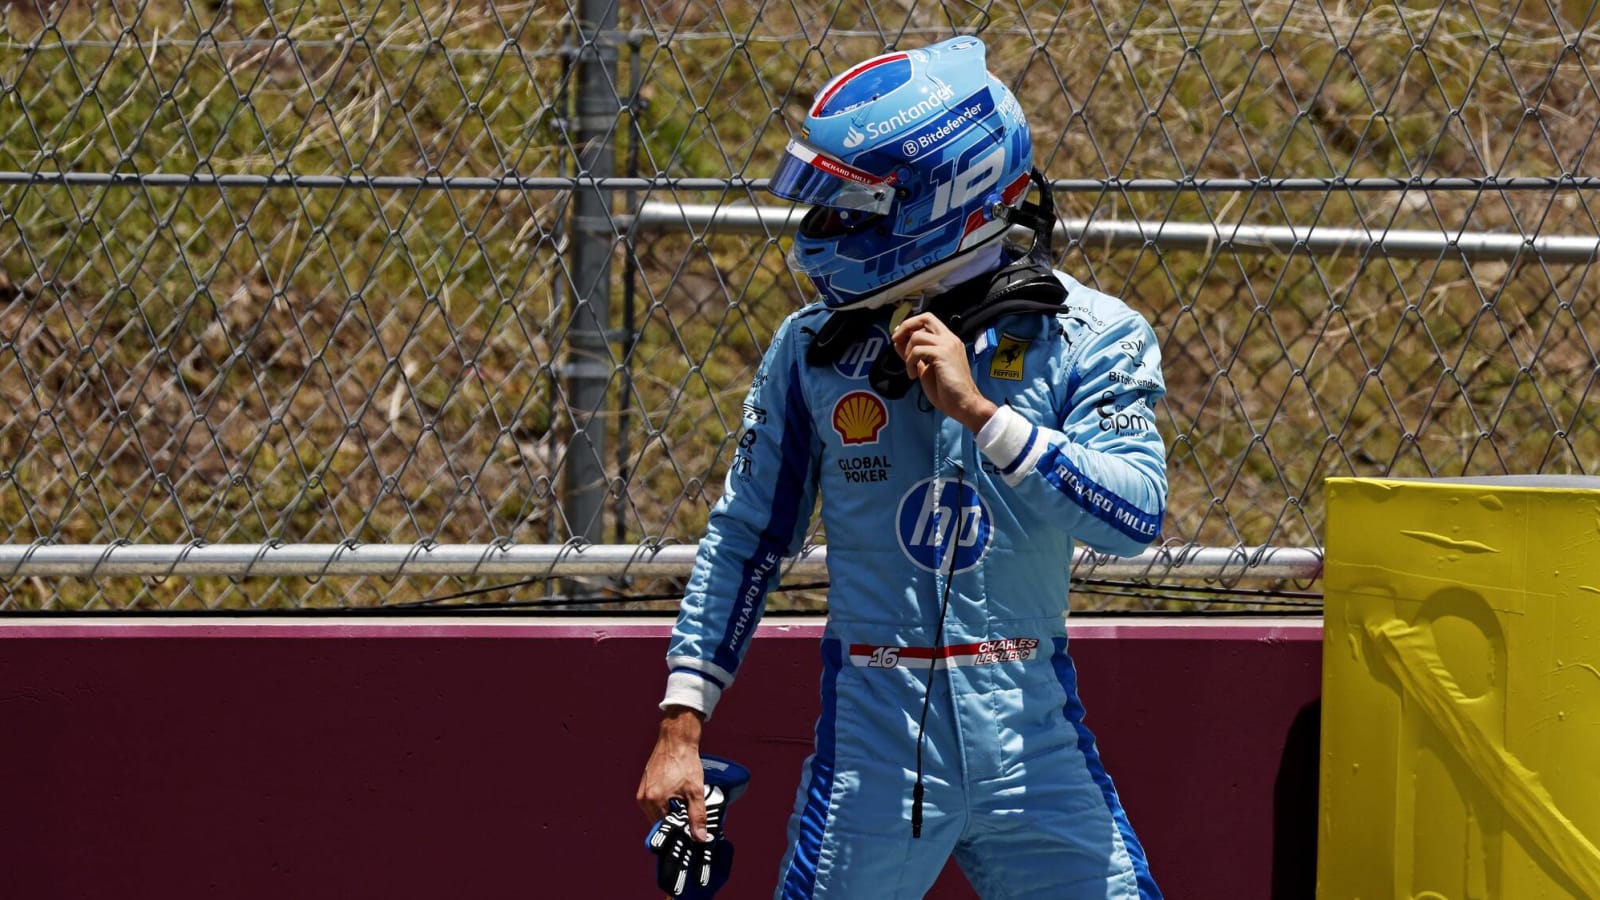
top-left (0, 616), bottom-right (1320, 899)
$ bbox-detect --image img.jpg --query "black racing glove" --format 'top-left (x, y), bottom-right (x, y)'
top-left (644, 756), bottom-right (750, 897)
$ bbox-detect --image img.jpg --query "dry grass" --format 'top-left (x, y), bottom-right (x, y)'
top-left (0, 0), bottom-right (1596, 607)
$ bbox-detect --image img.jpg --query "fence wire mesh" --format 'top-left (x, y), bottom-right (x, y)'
top-left (0, 0), bottom-right (1595, 609)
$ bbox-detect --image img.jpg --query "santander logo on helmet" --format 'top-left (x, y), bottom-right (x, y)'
top-left (767, 37), bottom-right (1034, 311)
top-left (853, 81), bottom-right (957, 143)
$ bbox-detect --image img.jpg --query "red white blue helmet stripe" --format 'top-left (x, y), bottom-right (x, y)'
top-left (810, 52), bottom-right (911, 117)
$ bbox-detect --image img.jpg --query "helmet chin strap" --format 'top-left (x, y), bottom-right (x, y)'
top-left (994, 167), bottom-right (1057, 260)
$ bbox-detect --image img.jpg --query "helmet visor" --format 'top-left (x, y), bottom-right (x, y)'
top-left (767, 140), bottom-right (894, 215)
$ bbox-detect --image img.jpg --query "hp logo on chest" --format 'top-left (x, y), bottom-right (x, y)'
top-left (896, 477), bottom-right (992, 573)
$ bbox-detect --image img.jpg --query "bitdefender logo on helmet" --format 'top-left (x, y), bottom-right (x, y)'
top-left (901, 91), bottom-right (994, 157)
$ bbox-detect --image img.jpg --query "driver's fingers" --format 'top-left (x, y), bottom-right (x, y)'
top-left (893, 311), bottom-right (941, 339)
top-left (903, 345), bottom-right (939, 379)
top-left (686, 787), bottom-right (709, 841)
top-left (900, 329), bottom-right (957, 365)
top-left (892, 312), bottom-right (940, 354)
top-left (638, 773), bottom-right (675, 821)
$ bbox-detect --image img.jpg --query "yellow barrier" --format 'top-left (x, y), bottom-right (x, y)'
top-left (1320, 476), bottom-right (1600, 899)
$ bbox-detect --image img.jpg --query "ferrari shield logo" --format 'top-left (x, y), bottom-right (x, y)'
top-left (989, 335), bottom-right (1028, 381)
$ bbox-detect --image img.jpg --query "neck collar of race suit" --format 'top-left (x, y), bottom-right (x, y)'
top-left (803, 245), bottom-right (1071, 399)
top-left (806, 243), bottom-right (1068, 366)
top-left (861, 249), bottom-right (1068, 398)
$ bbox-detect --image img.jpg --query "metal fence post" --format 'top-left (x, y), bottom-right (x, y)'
top-left (563, 0), bottom-right (620, 546)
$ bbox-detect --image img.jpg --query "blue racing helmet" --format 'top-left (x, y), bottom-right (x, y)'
top-left (768, 37), bottom-right (1033, 310)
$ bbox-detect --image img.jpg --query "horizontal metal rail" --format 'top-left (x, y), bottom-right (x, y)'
top-left (634, 202), bottom-right (1600, 263)
top-left (3, 170), bottom-right (1599, 193)
top-left (0, 543), bottom-right (1322, 581)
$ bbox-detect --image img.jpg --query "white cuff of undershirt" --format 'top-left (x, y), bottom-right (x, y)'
top-left (662, 670), bottom-right (723, 720)
top-left (976, 405), bottom-right (1046, 486)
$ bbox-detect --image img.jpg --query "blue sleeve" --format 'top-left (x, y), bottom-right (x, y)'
top-left (977, 310), bottom-right (1168, 557)
top-left (661, 312), bottom-right (823, 718)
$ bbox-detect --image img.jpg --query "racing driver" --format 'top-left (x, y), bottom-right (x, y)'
top-left (638, 36), bottom-right (1168, 899)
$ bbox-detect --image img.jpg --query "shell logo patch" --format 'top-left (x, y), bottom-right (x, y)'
top-left (832, 391), bottom-right (888, 445)
top-left (989, 335), bottom-right (1028, 381)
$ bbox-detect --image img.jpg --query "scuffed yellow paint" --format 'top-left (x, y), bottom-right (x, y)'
top-left (1399, 530), bottom-right (1499, 553)
top-left (1368, 619), bottom-right (1600, 895)
top-left (1320, 476), bottom-right (1600, 899)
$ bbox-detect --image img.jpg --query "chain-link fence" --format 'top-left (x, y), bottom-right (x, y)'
top-left (1, 0), bottom-right (1595, 610)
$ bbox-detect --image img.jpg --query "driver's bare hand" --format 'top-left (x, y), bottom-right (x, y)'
top-left (892, 312), bottom-right (997, 431)
top-left (637, 708), bottom-right (709, 840)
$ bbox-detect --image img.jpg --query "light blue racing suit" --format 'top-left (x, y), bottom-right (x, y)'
top-left (662, 272), bottom-right (1168, 899)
